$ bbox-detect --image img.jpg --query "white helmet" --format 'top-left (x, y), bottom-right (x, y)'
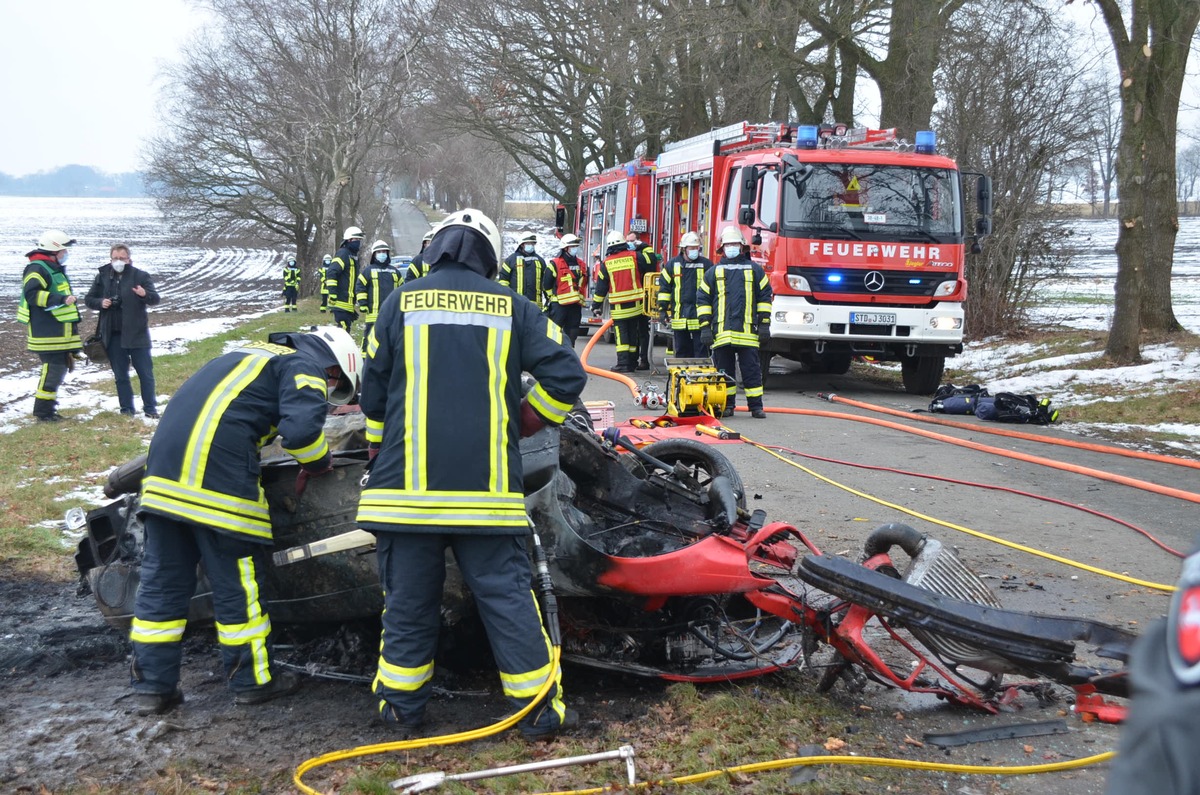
top-left (435, 208), bottom-right (503, 265)
top-left (720, 226), bottom-right (746, 245)
top-left (370, 239), bottom-right (390, 254)
top-left (37, 229), bottom-right (76, 252)
top-left (343, 226), bottom-right (364, 240)
top-left (605, 230), bottom-right (625, 248)
top-left (519, 231), bottom-right (538, 244)
top-left (287, 255), bottom-right (297, 265)
top-left (680, 231), bottom-right (702, 248)
top-left (307, 326), bottom-right (361, 405)
top-left (559, 233), bottom-right (581, 248)
top-left (322, 254), bottom-right (333, 264)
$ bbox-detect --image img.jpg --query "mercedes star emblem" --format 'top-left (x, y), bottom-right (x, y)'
top-left (863, 271), bottom-right (885, 292)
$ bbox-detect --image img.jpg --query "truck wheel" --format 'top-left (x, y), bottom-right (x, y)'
top-left (819, 354), bottom-right (853, 375)
top-left (760, 352), bottom-right (774, 389)
top-left (901, 355), bottom-right (945, 395)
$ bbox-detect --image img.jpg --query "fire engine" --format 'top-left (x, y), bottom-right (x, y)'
top-left (563, 121), bottom-right (992, 395)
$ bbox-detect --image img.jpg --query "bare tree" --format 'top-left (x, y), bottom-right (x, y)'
top-left (1091, 0), bottom-right (1200, 361)
top-left (146, 0), bottom-right (430, 289)
top-left (937, 4), bottom-right (1093, 338)
top-left (1177, 143), bottom-right (1200, 215)
top-left (1081, 79), bottom-right (1121, 218)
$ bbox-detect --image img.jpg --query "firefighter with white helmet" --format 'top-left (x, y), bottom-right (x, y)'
top-left (18, 229), bottom-right (80, 421)
top-left (129, 326), bottom-right (362, 715)
top-left (326, 226), bottom-right (365, 331)
top-left (500, 231), bottom-right (553, 309)
top-left (657, 230), bottom-right (714, 357)
top-left (544, 233), bottom-right (586, 347)
top-left (282, 255), bottom-right (302, 312)
top-left (359, 208), bottom-right (585, 739)
top-left (592, 229), bottom-right (653, 372)
top-left (355, 240), bottom-right (401, 348)
top-left (697, 226), bottom-right (773, 419)
top-left (403, 227), bottom-right (437, 283)
top-left (317, 254), bottom-right (333, 313)
top-left (624, 230), bottom-right (660, 370)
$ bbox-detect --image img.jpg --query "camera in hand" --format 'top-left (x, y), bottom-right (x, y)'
top-left (109, 296), bottom-right (122, 309)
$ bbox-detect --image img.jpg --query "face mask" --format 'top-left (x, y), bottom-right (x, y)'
top-left (724, 245), bottom-right (742, 259)
top-left (347, 239), bottom-right (361, 253)
top-left (686, 248), bottom-right (700, 261)
top-left (111, 260), bottom-right (126, 273)
top-left (568, 246), bottom-right (580, 257)
top-left (58, 251), bottom-right (69, 265)
top-left (523, 243), bottom-right (536, 255)
top-left (627, 242), bottom-right (637, 250)
top-left (374, 252), bottom-right (389, 264)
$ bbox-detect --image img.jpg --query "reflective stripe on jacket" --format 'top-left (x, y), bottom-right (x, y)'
top-left (325, 245), bottom-right (358, 312)
top-left (19, 256), bottom-right (81, 352)
top-left (546, 254), bottom-right (583, 306)
top-left (356, 264), bottom-right (402, 323)
top-left (499, 252), bottom-right (552, 308)
top-left (593, 252), bottom-right (643, 319)
top-left (696, 256), bottom-right (773, 348)
top-left (283, 266), bottom-right (301, 288)
top-left (657, 254), bottom-right (712, 330)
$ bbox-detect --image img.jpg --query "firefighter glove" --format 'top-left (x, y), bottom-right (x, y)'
top-left (757, 323), bottom-right (771, 344)
top-left (368, 443), bottom-right (381, 463)
top-left (519, 398), bottom-right (546, 438)
top-left (591, 303), bottom-right (603, 318)
top-left (700, 325), bottom-right (714, 348)
top-left (658, 310), bottom-right (670, 325)
top-left (294, 461), bottom-right (334, 497)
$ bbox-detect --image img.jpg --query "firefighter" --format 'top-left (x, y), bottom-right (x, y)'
top-left (326, 226), bottom-right (365, 332)
top-left (697, 226), bottom-right (772, 419)
top-left (499, 231), bottom-right (552, 309)
top-left (18, 229), bottom-right (81, 422)
top-left (356, 239), bottom-right (401, 349)
top-left (282, 256), bottom-right (301, 312)
top-left (626, 232), bottom-right (659, 371)
top-left (358, 208), bottom-right (586, 739)
top-left (402, 229), bottom-right (435, 283)
top-left (657, 231), bottom-right (713, 358)
top-left (129, 326), bottom-right (362, 715)
top-left (592, 231), bottom-right (649, 372)
top-left (544, 233), bottom-right (585, 347)
top-left (317, 254), bottom-right (333, 313)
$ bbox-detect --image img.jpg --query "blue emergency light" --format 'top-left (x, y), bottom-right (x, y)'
top-left (915, 130), bottom-right (937, 154)
top-left (796, 125), bottom-right (819, 150)
top-left (827, 273), bottom-right (843, 283)
top-left (908, 278), bottom-right (922, 285)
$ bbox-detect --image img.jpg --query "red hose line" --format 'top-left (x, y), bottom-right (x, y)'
top-left (819, 392), bottom-right (1200, 470)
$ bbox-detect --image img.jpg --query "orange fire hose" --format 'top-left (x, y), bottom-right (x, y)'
top-left (580, 318), bottom-right (639, 399)
top-left (819, 392), bottom-right (1200, 471)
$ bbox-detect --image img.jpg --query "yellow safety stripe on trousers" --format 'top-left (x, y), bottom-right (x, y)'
top-left (744, 384), bottom-right (764, 398)
top-left (499, 591), bottom-right (561, 701)
top-left (527, 382), bottom-right (571, 424)
top-left (293, 373), bottom-right (328, 398)
top-left (216, 612), bottom-right (271, 645)
top-left (183, 353), bottom-right (271, 488)
top-left (235, 555), bottom-right (271, 684)
top-left (365, 416), bottom-right (384, 444)
top-left (35, 363), bottom-right (56, 400)
top-left (613, 321), bottom-right (637, 354)
top-left (403, 324), bottom-right (429, 491)
top-left (283, 432), bottom-right (330, 465)
top-left (130, 617), bottom-right (187, 644)
top-left (486, 326), bottom-right (512, 496)
top-left (375, 655), bottom-right (434, 692)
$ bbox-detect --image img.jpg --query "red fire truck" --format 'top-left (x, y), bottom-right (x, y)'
top-left (565, 121), bottom-right (992, 394)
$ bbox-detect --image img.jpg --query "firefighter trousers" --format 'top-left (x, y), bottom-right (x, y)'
top-left (548, 304), bottom-right (582, 348)
top-left (712, 344), bottom-right (764, 410)
top-left (33, 351), bottom-right (70, 417)
top-left (331, 308), bottom-right (356, 333)
top-left (672, 329), bottom-right (709, 359)
top-left (373, 531), bottom-right (565, 734)
top-left (130, 514), bottom-right (276, 695)
top-left (282, 286), bottom-right (298, 311)
top-left (611, 314), bottom-right (639, 368)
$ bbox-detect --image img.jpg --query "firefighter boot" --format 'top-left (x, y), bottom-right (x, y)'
top-left (612, 353), bottom-right (633, 373)
top-left (233, 670), bottom-right (301, 705)
top-left (520, 707), bottom-right (580, 742)
top-left (132, 684), bottom-right (184, 716)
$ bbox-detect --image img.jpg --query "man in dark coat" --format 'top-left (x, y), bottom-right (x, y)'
top-left (85, 243), bottom-right (161, 417)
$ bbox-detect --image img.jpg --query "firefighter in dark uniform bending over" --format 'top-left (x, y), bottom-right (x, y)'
top-left (697, 226), bottom-right (773, 419)
top-left (499, 231), bottom-right (552, 309)
top-left (128, 326), bottom-right (362, 715)
top-left (544, 233), bottom-right (586, 348)
top-left (358, 209), bottom-right (587, 739)
top-left (657, 231), bottom-right (713, 358)
top-left (591, 230), bottom-right (647, 372)
top-left (326, 226), bottom-right (364, 332)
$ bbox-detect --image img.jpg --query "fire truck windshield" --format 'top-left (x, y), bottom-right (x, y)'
top-left (780, 164), bottom-right (962, 242)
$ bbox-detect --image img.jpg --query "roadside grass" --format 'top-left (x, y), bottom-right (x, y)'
top-left (0, 300), bottom-right (331, 576)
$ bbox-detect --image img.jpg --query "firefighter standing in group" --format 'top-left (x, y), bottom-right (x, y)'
top-left (499, 231), bottom-right (552, 309)
top-left (403, 229), bottom-right (435, 283)
top-left (697, 226), bottom-right (772, 419)
top-left (592, 230), bottom-right (651, 373)
top-left (357, 209), bottom-right (587, 739)
top-left (317, 254), bottom-right (333, 313)
top-left (355, 240), bottom-right (401, 349)
top-left (626, 232), bottom-right (659, 371)
top-left (544, 233), bottom-right (585, 348)
top-left (18, 230), bottom-right (81, 422)
top-left (657, 231), bottom-right (713, 358)
top-left (282, 256), bottom-right (301, 312)
top-left (326, 226), bottom-right (364, 332)
top-left (128, 326), bottom-right (361, 715)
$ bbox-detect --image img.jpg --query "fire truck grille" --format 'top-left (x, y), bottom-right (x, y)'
top-left (788, 267), bottom-right (944, 299)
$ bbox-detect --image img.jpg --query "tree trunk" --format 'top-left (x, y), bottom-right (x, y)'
top-left (874, 0), bottom-right (945, 135)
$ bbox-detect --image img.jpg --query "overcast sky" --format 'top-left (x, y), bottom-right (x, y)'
top-left (0, 0), bottom-right (207, 177)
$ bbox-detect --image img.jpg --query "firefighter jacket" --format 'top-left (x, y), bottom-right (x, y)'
top-left (592, 247), bottom-right (648, 320)
top-left (355, 262), bottom-right (402, 323)
top-left (83, 263), bottom-right (160, 349)
top-left (18, 253), bottom-right (81, 353)
top-left (657, 253), bottom-right (713, 330)
top-left (499, 250), bottom-right (552, 309)
top-left (283, 263), bottom-right (302, 289)
top-left (545, 253), bottom-right (584, 306)
top-left (357, 262), bottom-right (587, 533)
top-left (697, 253), bottom-right (773, 348)
top-left (403, 252), bottom-right (429, 283)
top-left (325, 243), bottom-right (359, 313)
top-left (317, 264), bottom-right (330, 297)
top-left (139, 337), bottom-right (336, 544)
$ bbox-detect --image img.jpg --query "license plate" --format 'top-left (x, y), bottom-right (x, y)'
top-left (850, 312), bottom-right (896, 325)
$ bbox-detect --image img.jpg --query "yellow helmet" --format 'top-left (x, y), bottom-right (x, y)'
top-left (680, 231), bottom-right (702, 248)
top-left (719, 226), bottom-right (746, 246)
